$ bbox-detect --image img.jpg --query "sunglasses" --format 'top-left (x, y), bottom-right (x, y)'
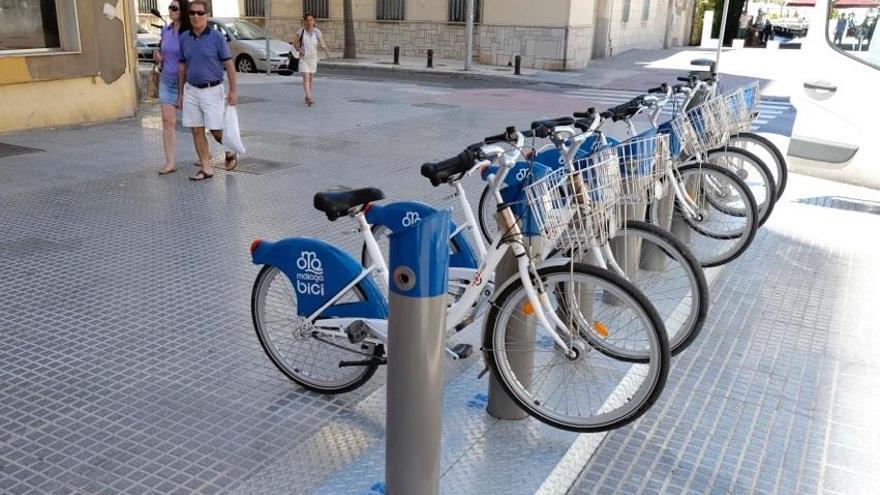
top-left (189, 10), bottom-right (206, 16)
top-left (168, 5), bottom-right (179, 11)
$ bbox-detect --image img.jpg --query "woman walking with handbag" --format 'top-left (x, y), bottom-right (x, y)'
top-left (154, 1), bottom-right (190, 175)
top-left (293, 13), bottom-right (331, 107)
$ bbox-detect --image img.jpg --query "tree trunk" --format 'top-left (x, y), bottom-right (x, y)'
top-left (343, 0), bottom-right (356, 59)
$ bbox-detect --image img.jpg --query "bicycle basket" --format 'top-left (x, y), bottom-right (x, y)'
top-left (609, 132), bottom-right (671, 205)
top-left (524, 148), bottom-right (622, 251)
top-left (723, 81), bottom-right (761, 134)
top-left (670, 96), bottom-right (731, 157)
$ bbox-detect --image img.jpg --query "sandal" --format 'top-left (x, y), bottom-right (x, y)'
top-left (189, 170), bottom-right (214, 181)
top-left (158, 168), bottom-right (177, 175)
top-left (225, 153), bottom-right (238, 172)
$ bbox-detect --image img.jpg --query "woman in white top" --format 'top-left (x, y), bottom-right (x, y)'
top-left (294, 13), bottom-right (331, 107)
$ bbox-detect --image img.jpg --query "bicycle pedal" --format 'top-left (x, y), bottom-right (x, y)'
top-left (450, 343), bottom-right (474, 360)
top-left (345, 320), bottom-right (370, 344)
top-left (339, 357), bottom-right (386, 368)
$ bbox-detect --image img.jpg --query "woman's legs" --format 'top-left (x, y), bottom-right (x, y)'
top-left (160, 103), bottom-right (177, 172)
top-left (304, 73), bottom-right (314, 104)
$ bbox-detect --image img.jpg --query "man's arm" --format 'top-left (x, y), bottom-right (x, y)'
top-left (224, 59), bottom-right (237, 106)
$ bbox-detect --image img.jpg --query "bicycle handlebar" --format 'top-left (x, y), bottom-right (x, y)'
top-left (647, 83), bottom-right (669, 94)
top-left (484, 126), bottom-right (519, 145)
top-left (421, 147), bottom-right (482, 187)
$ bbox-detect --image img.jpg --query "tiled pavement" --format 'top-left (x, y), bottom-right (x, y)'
top-left (1, 72), bottom-right (879, 494)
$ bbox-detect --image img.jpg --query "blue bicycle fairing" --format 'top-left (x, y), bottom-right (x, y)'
top-left (480, 160), bottom-right (553, 236)
top-left (365, 201), bottom-right (478, 269)
top-left (251, 238), bottom-right (388, 319)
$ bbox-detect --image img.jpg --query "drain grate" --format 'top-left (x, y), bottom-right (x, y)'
top-left (0, 142), bottom-right (44, 159)
top-left (798, 196), bottom-right (880, 215)
top-left (233, 157), bottom-right (299, 175)
top-left (411, 102), bottom-right (458, 109)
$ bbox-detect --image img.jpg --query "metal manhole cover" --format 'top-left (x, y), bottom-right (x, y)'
top-left (234, 157), bottom-right (299, 175)
top-left (0, 142), bottom-right (44, 159)
top-left (411, 102), bottom-right (458, 109)
top-left (798, 196), bottom-right (880, 215)
top-left (347, 97), bottom-right (380, 104)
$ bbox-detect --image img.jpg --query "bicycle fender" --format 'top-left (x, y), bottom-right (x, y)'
top-left (365, 201), bottom-right (478, 269)
top-left (251, 237), bottom-right (388, 319)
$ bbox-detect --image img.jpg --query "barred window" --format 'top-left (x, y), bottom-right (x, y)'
top-left (642, 0), bottom-right (650, 21)
top-left (448, 0), bottom-right (481, 23)
top-left (138, 0), bottom-right (158, 15)
top-left (622, 0), bottom-right (632, 23)
top-left (377, 0), bottom-right (405, 21)
top-left (244, 0), bottom-right (266, 17)
top-left (304, 0), bottom-right (329, 19)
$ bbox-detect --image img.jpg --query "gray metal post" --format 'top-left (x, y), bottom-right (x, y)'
top-left (641, 184), bottom-right (675, 271)
top-left (487, 233), bottom-right (541, 420)
top-left (385, 209), bottom-right (451, 495)
top-left (464, 0), bottom-right (474, 71)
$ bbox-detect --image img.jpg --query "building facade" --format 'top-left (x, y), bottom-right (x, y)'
top-left (0, 0), bottom-right (140, 133)
top-left (138, 0), bottom-right (694, 70)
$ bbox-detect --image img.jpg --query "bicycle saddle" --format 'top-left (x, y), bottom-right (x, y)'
top-left (313, 187), bottom-right (385, 221)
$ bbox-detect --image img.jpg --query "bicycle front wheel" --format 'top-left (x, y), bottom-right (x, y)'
top-left (704, 146), bottom-right (777, 226)
top-left (610, 221), bottom-right (709, 355)
top-left (483, 263), bottom-right (669, 433)
top-left (669, 162), bottom-right (759, 267)
top-left (727, 132), bottom-right (789, 199)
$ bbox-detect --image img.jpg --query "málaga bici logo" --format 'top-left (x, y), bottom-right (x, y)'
top-left (296, 251), bottom-right (325, 296)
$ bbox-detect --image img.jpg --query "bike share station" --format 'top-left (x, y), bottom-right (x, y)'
top-left (240, 14), bottom-right (779, 490)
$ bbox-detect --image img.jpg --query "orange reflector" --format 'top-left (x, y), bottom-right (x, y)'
top-left (593, 321), bottom-right (609, 338)
top-left (522, 301), bottom-right (535, 316)
top-left (250, 239), bottom-right (261, 255)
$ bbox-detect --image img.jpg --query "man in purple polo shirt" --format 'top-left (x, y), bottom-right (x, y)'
top-left (177, 0), bottom-right (238, 181)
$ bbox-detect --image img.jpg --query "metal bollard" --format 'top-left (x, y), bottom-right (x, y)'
top-left (385, 209), bottom-right (451, 495)
top-left (641, 184), bottom-right (675, 271)
top-left (487, 210), bottom-right (541, 420)
top-left (393, 46), bottom-right (400, 65)
top-left (427, 49), bottom-right (434, 68)
top-left (514, 55), bottom-right (522, 75)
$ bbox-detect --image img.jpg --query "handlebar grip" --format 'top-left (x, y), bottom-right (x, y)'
top-left (573, 118), bottom-right (593, 132)
top-left (421, 150), bottom-right (474, 187)
top-left (521, 129), bottom-right (535, 138)
top-left (484, 126), bottom-right (517, 144)
top-left (647, 83), bottom-right (668, 94)
top-left (573, 107), bottom-right (596, 118)
top-left (600, 110), bottom-right (613, 120)
top-left (677, 75), bottom-right (696, 83)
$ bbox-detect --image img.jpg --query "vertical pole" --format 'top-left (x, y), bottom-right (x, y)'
top-left (427, 49), bottom-right (434, 68)
top-left (514, 55), bottom-right (521, 75)
top-left (393, 46), bottom-right (400, 65)
top-left (487, 234), bottom-right (541, 419)
top-left (385, 210), bottom-right (450, 495)
top-left (715, 0), bottom-right (731, 73)
top-left (641, 186), bottom-right (675, 271)
top-left (265, 2), bottom-right (272, 76)
top-left (465, 0), bottom-right (475, 71)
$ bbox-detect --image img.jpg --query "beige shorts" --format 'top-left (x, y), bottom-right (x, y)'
top-left (182, 83), bottom-right (225, 130)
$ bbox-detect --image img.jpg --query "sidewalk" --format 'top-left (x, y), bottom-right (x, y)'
top-left (317, 46), bottom-right (789, 95)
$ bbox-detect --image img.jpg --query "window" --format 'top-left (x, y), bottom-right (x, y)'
top-left (137, 0), bottom-right (158, 15)
top-left (642, 0), bottom-right (650, 21)
top-left (245, 0), bottom-right (266, 17)
top-left (304, 0), bottom-right (329, 19)
top-left (622, 0), bottom-right (632, 23)
top-left (826, 5), bottom-right (879, 69)
top-left (0, 0), bottom-right (79, 55)
top-left (449, 0), bottom-right (481, 23)
top-left (377, 0), bottom-right (405, 21)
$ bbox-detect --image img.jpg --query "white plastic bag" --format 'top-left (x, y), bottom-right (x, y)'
top-left (222, 106), bottom-right (247, 155)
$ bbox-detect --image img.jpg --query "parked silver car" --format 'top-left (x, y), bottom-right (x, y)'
top-left (137, 25), bottom-right (160, 60)
top-left (209, 18), bottom-right (293, 73)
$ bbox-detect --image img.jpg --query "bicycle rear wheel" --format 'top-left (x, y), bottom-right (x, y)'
top-left (483, 263), bottom-right (669, 433)
top-left (251, 265), bottom-right (382, 394)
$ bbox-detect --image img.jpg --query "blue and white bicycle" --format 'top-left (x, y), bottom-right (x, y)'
top-left (250, 129), bottom-right (670, 432)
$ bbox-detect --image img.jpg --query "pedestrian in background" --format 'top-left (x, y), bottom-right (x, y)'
top-left (155, 0), bottom-right (190, 175)
top-left (177, 0), bottom-right (238, 181)
top-left (293, 13), bottom-right (331, 107)
top-left (834, 15), bottom-right (847, 46)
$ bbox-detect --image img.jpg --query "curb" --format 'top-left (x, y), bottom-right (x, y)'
top-left (319, 60), bottom-right (590, 89)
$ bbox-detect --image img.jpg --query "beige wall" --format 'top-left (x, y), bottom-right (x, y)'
top-left (482, 0), bottom-right (570, 27)
top-left (569, 0), bottom-right (596, 25)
